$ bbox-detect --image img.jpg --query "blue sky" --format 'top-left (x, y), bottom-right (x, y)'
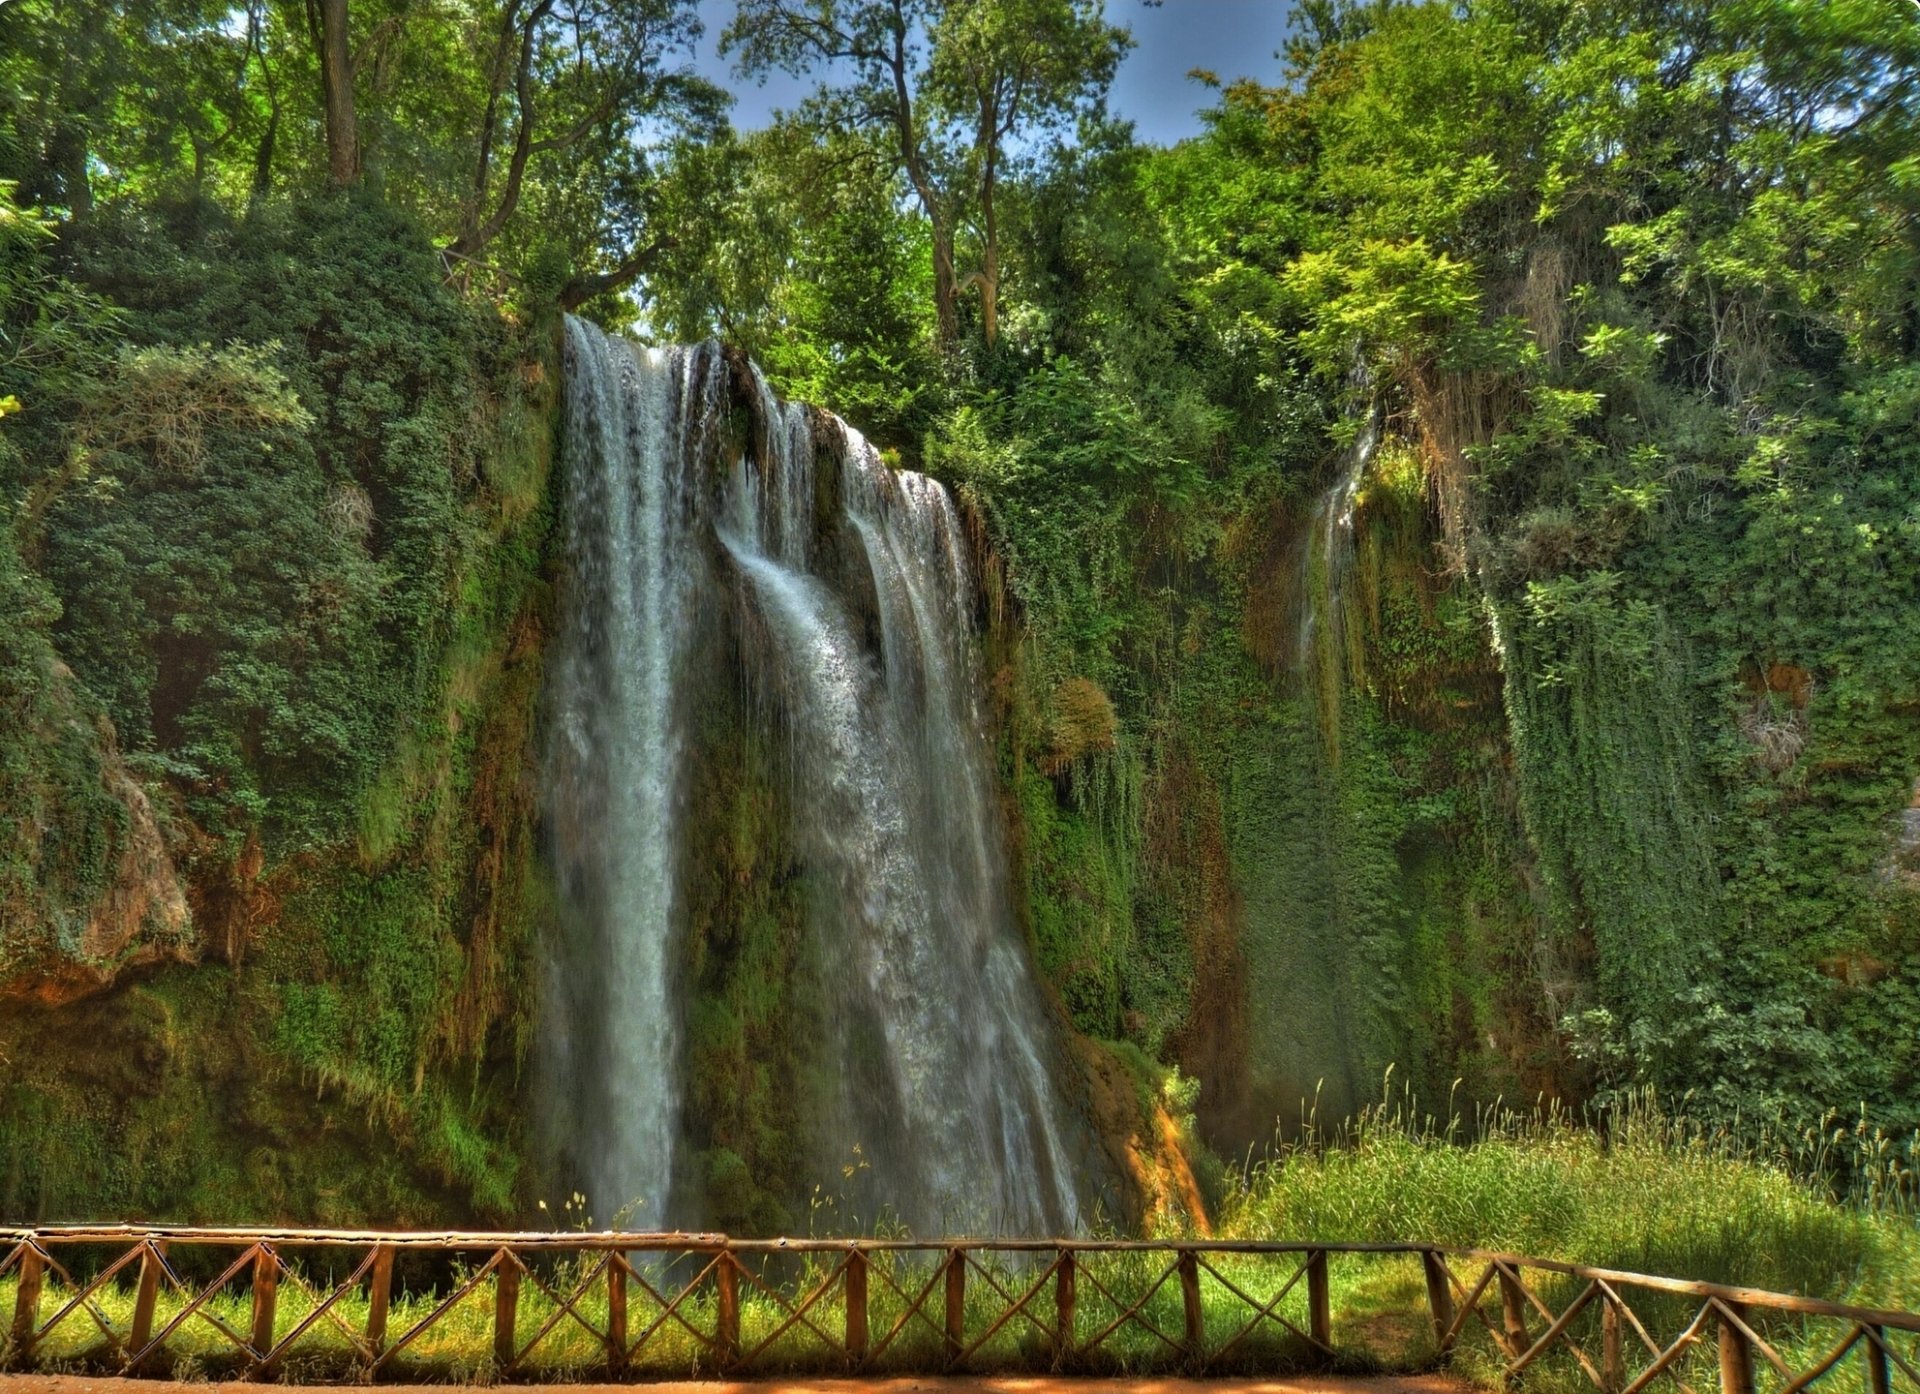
top-left (689, 0), bottom-right (1297, 147)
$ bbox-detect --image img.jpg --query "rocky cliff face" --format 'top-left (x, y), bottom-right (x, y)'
top-left (1, 659), bottom-right (192, 1006)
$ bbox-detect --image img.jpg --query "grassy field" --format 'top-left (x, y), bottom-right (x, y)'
top-left (4, 1089), bottom-right (1918, 1385)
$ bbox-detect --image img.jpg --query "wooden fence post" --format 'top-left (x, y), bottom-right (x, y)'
top-left (607, 1257), bottom-right (628, 1373)
top-left (9, 1246), bottom-right (45, 1364)
top-left (1498, 1265), bottom-right (1531, 1359)
top-left (1423, 1251), bottom-right (1454, 1352)
top-left (1179, 1250), bottom-right (1205, 1361)
top-left (493, 1253), bottom-right (520, 1371)
top-left (1055, 1250), bottom-right (1076, 1365)
top-left (130, 1240), bottom-right (168, 1356)
top-left (1718, 1303), bottom-right (1755, 1394)
top-left (944, 1248), bottom-right (966, 1366)
top-left (845, 1250), bottom-right (868, 1366)
top-left (716, 1250), bottom-right (740, 1364)
top-left (366, 1244), bottom-right (395, 1358)
top-left (1307, 1249), bottom-right (1332, 1355)
top-left (1601, 1295), bottom-right (1625, 1394)
top-left (1867, 1326), bottom-right (1892, 1394)
top-left (250, 1245), bottom-right (280, 1359)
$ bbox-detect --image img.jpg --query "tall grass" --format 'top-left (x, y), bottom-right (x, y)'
top-left (1215, 1076), bottom-right (1920, 1393)
top-left (1224, 1080), bottom-right (1920, 1301)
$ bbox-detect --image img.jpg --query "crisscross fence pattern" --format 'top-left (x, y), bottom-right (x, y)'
top-left (3, 1226), bottom-right (1918, 1386)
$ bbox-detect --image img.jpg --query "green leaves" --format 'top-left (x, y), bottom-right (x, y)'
top-left (1285, 239), bottom-right (1486, 373)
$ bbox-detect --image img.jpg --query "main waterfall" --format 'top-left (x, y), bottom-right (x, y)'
top-left (539, 317), bottom-right (1089, 1235)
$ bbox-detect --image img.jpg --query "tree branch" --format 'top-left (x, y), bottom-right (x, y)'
top-left (451, 0), bottom-right (556, 260)
top-left (557, 231), bottom-right (678, 310)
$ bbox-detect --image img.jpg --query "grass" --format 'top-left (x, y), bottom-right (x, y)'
top-left (5, 1085), bottom-right (1919, 1385)
top-left (1215, 1079), bottom-right (1920, 1394)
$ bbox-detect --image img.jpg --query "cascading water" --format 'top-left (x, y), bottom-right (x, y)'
top-left (537, 321), bottom-right (723, 1227)
top-left (1238, 381), bottom-right (1386, 1135)
top-left (1294, 383), bottom-right (1382, 766)
top-left (1296, 393), bottom-right (1380, 686)
top-left (541, 317), bottom-right (1089, 1235)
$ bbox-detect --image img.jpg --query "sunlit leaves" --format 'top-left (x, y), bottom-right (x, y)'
top-left (1283, 239), bottom-right (1485, 372)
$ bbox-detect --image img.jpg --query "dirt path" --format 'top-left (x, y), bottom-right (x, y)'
top-left (0, 1377), bottom-right (1473, 1394)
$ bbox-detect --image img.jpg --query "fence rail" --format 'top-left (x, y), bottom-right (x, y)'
top-left (3, 1226), bottom-right (1917, 1385)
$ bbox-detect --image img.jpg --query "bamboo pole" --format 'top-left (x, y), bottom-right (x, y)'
top-left (1055, 1250), bottom-right (1076, 1365)
top-left (249, 1245), bottom-right (280, 1360)
top-left (1867, 1325), bottom-right (1893, 1394)
top-left (1719, 1302), bottom-right (1755, 1394)
top-left (494, 1254), bottom-right (520, 1370)
top-left (607, 1257), bottom-right (628, 1373)
top-left (9, 1246), bottom-right (44, 1361)
top-left (1499, 1264), bottom-right (1531, 1358)
top-left (1602, 1295), bottom-right (1625, 1394)
top-left (716, 1251), bottom-right (740, 1362)
top-left (366, 1243), bottom-right (395, 1356)
top-left (129, 1240), bottom-right (168, 1355)
top-left (1179, 1250), bottom-right (1204, 1359)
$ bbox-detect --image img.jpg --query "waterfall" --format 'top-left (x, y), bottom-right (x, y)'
top-left (1294, 379), bottom-right (1382, 772)
top-left (537, 322), bottom-right (723, 1228)
top-left (1296, 395), bottom-right (1379, 684)
top-left (541, 317), bottom-right (1087, 1235)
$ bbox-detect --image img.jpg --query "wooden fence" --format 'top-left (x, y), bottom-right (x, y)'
top-left (4, 1226), bottom-right (1919, 1386)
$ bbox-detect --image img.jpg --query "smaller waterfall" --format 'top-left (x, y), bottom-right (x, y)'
top-left (1296, 400), bottom-right (1379, 683)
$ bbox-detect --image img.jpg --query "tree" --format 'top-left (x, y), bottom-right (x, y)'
top-left (0, 0), bottom-right (273, 212)
top-left (642, 118), bottom-right (940, 442)
top-left (926, 0), bottom-right (1126, 344)
top-left (305, 0), bottom-right (359, 184)
top-left (722, 0), bottom-right (1124, 350)
top-left (430, 0), bottom-right (720, 309)
top-left (725, 0), bottom-right (960, 343)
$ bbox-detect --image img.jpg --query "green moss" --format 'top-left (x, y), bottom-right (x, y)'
top-left (1016, 761), bottom-right (1133, 1036)
top-left (677, 704), bottom-right (821, 1234)
top-left (0, 200), bottom-right (559, 1224)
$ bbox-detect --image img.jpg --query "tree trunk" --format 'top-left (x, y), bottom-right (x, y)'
top-left (978, 148), bottom-right (1000, 347)
top-left (978, 247), bottom-right (998, 346)
top-left (882, 8), bottom-right (957, 353)
top-left (308, 0), bottom-right (359, 186)
top-left (557, 233), bottom-right (676, 311)
top-left (251, 107), bottom-right (279, 199)
top-left (903, 157), bottom-right (957, 347)
top-left (451, 0), bottom-right (555, 263)
top-left (462, 0), bottom-right (526, 250)
top-left (49, 120), bottom-right (92, 218)
top-left (973, 86), bottom-right (1005, 347)
top-left (931, 219), bottom-right (960, 349)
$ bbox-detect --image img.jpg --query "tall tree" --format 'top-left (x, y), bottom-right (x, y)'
top-left (927, 0), bottom-right (1126, 344)
top-left (438, 0), bottom-right (720, 308)
top-left (725, 0), bottom-right (960, 343)
top-left (305, 0), bottom-right (359, 185)
top-left (722, 0), bottom-right (1123, 350)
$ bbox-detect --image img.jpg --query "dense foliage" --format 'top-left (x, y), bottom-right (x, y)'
top-left (656, 0), bottom-right (1920, 1144)
top-left (1, 0), bottom-right (1917, 1228)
